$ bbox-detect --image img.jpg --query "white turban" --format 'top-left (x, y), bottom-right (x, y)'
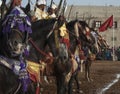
top-left (0, 0), bottom-right (2, 6)
top-left (51, 3), bottom-right (57, 10)
top-left (37, 0), bottom-right (46, 5)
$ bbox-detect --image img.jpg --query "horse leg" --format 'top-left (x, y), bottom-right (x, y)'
top-left (26, 82), bottom-right (36, 94)
top-left (85, 60), bottom-right (92, 82)
top-left (68, 75), bottom-right (74, 94)
top-left (56, 75), bottom-right (67, 94)
top-left (43, 76), bottom-right (49, 84)
top-left (75, 73), bottom-right (79, 88)
top-left (74, 72), bottom-right (82, 93)
top-left (80, 60), bottom-right (84, 72)
top-left (74, 21), bottom-right (80, 37)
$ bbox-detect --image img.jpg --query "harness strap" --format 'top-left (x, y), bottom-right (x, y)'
top-left (47, 21), bottom-right (57, 38)
top-left (54, 29), bottom-right (60, 49)
top-left (14, 83), bottom-right (21, 94)
top-left (0, 57), bottom-right (22, 94)
top-left (0, 58), bottom-right (12, 69)
top-left (29, 38), bottom-right (54, 60)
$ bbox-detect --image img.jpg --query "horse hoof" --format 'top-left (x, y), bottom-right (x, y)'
top-left (41, 88), bottom-right (44, 92)
top-left (73, 89), bottom-right (76, 92)
top-left (72, 83), bottom-right (75, 86)
top-left (80, 69), bottom-right (83, 72)
top-left (44, 76), bottom-right (49, 84)
top-left (87, 78), bottom-right (93, 82)
top-left (90, 79), bottom-right (93, 82)
top-left (77, 90), bottom-right (84, 94)
top-left (79, 81), bottom-right (82, 84)
top-left (49, 80), bottom-right (52, 83)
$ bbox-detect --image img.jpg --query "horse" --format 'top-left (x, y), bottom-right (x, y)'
top-left (65, 20), bottom-right (97, 94)
top-left (0, 29), bottom-right (36, 94)
top-left (26, 18), bottom-right (72, 94)
top-left (0, 16), bottom-right (38, 94)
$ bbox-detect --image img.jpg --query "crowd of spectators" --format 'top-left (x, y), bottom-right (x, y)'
top-left (96, 46), bottom-right (120, 61)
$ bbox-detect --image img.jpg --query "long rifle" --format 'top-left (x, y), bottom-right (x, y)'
top-left (56, 0), bottom-right (63, 17)
top-left (61, 0), bottom-right (67, 16)
top-left (67, 5), bottom-right (73, 21)
top-left (34, 0), bottom-right (38, 11)
top-left (47, 0), bottom-right (64, 39)
top-left (1, 0), bottom-right (8, 20)
top-left (50, 0), bottom-right (53, 8)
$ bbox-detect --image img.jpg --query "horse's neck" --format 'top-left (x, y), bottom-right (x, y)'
top-left (0, 45), bottom-right (20, 61)
top-left (30, 19), bottom-right (66, 61)
top-left (0, 42), bottom-right (8, 57)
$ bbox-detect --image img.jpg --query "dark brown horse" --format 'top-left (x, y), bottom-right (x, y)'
top-left (66, 20), bottom-right (97, 94)
top-left (26, 18), bottom-right (72, 94)
top-left (0, 17), bottom-right (37, 94)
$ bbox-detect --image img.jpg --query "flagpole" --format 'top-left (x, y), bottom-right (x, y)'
top-left (112, 15), bottom-right (115, 61)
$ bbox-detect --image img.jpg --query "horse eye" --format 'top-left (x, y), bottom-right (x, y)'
top-left (14, 40), bottom-right (18, 46)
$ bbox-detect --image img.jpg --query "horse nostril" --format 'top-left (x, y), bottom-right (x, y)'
top-left (21, 46), bottom-right (24, 51)
top-left (20, 48), bottom-right (23, 51)
top-left (64, 56), bottom-right (67, 60)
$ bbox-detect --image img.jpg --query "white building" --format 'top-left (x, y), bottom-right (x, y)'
top-left (65, 5), bottom-right (120, 48)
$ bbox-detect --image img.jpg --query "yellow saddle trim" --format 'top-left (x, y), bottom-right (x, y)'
top-left (27, 61), bottom-right (40, 73)
top-left (59, 23), bottom-right (67, 37)
top-left (26, 60), bottom-right (46, 81)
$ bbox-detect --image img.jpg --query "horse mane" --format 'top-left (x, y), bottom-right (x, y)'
top-left (66, 20), bottom-right (77, 31)
top-left (28, 19), bottom-right (60, 62)
top-left (32, 18), bottom-right (56, 29)
top-left (79, 20), bottom-right (89, 28)
top-left (30, 19), bottom-right (55, 40)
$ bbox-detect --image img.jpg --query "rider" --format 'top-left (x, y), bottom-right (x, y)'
top-left (34, 0), bottom-right (48, 20)
top-left (47, 2), bottom-right (57, 18)
top-left (28, 10), bottom-right (37, 22)
top-left (2, 0), bottom-right (32, 33)
top-left (2, 0), bottom-right (32, 60)
top-left (2, 0), bottom-right (32, 92)
top-left (59, 16), bottom-right (70, 49)
top-left (0, 0), bottom-right (1, 19)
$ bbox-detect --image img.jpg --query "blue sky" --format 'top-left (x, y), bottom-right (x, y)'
top-left (21, 0), bottom-right (120, 7)
top-left (4, 0), bottom-right (119, 7)
top-left (51, 0), bottom-right (119, 6)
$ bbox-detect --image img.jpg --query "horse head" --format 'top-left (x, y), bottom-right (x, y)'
top-left (29, 18), bottom-right (71, 94)
top-left (66, 20), bottom-right (92, 53)
top-left (58, 42), bottom-right (69, 63)
top-left (0, 27), bottom-right (29, 58)
top-left (0, 23), bottom-right (35, 94)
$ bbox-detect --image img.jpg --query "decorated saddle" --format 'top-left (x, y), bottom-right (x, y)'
top-left (0, 55), bottom-right (29, 92)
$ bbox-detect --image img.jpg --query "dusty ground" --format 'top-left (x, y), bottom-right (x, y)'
top-left (79, 61), bottom-right (120, 94)
top-left (40, 60), bottom-right (120, 94)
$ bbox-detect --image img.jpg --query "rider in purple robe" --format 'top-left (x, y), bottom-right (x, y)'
top-left (2, 0), bottom-right (32, 34)
top-left (2, 0), bottom-right (32, 92)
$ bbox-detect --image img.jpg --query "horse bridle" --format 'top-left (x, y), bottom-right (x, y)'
top-left (0, 56), bottom-right (22, 94)
top-left (13, 82), bottom-right (22, 94)
top-left (6, 29), bottom-right (29, 53)
top-left (11, 28), bottom-right (29, 44)
top-left (28, 38), bottom-right (54, 60)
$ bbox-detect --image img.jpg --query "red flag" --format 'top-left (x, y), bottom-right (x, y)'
top-left (99, 15), bottom-right (113, 32)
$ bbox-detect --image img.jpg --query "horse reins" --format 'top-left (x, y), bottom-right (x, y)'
top-left (13, 83), bottom-right (21, 94)
top-left (0, 56), bottom-right (21, 94)
top-left (28, 38), bottom-right (54, 60)
top-left (12, 29), bottom-right (23, 38)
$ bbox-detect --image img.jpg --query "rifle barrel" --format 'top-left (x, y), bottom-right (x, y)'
top-left (67, 5), bottom-right (73, 21)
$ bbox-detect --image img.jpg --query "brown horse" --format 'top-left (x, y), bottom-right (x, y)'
top-left (26, 18), bottom-right (72, 94)
top-left (65, 20), bottom-right (97, 94)
top-left (0, 26), bottom-right (36, 94)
